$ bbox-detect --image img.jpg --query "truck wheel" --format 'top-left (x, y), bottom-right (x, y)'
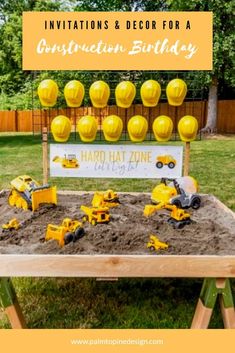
top-left (191, 197), bottom-right (201, 209)
top-left (171, 200), bottom-right (182, 208)
top-left (156, 162), bottom-right (163, 168)
top-left (64, 232), bottom-right (73, 245)
top-left (74, 227), bottom-right (85, 241)
top-left (168, 162), bottom-right (175, 169)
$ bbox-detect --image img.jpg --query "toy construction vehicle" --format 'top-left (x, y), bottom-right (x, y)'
top-left (80, 205), bottom-right (110, 226)
top-left (92, 189), bottom-right (120, 208)
top-left (156, 155), bottom-right (176, 169)
top-left (2, 218), bottom-right (21, 232)
top-left (151, 178), bottom-right (201, 210)
top-left (8, 175), bottom-right (57, 212)
top-left (144, 202), bottom-right (191, 229)
top-left (53, 154), bottom-right (79, 168)
top-left (147, 235), bottom-right (168, 251)
top-left (45, 218), bottom-right (85, 247)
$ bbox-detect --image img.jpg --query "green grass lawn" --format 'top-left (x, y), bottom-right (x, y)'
top-left (0, 133), bottom-right (235, 328)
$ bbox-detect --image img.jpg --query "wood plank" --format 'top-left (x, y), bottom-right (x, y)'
top-left (4, 300), bottom-right (27, 329)
top-left (0, 255), bottom-right (235, 277)
top-left (191, 299), bottom-right (212, 329)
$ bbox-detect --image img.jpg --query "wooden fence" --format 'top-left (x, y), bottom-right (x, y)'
top-left (0, 100), bottom-right (235, 133)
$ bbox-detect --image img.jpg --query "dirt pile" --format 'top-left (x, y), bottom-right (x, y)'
top-left (0, 191), bottom-right (235, 255)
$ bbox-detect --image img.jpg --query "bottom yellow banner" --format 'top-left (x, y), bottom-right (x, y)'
top-left (0, 329), bottom-right (234, 352)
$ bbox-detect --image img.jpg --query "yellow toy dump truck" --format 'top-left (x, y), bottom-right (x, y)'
top-left (45, 218), bottom-right (85, 247)
top-left (2, 218), bottom-right (21, 232)
top-left (80, 205), bottom-right (110, 226)
top-left (147, 235), bottom-right (168, 251)
top-left (92, 189), bottom-right (120, 208)
top-left (144, 202), bottom-right (191, 229)
top-left (156, 155), bottom-right (176, 169)
top-left (8, 175), bottom-right (57, 211)
top-left (53, 154), bottom-right (79, 168)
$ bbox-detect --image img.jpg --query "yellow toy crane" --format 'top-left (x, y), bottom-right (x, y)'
top-left (92, 190), bottom-right (120, 208)
top-left (53, 154), bottom-right (79, 168)
top-left (156, 155), bottom-right (176, 169)
top-left (80, 205), bottom-right (110, 225)
top-left (144, 202), bottom-right (191, 229)
top-left (147, 235), bottom-right (169, 251)
top-left (8, 175), bottom-right (57, 211)
top-left (45, 218), bottom-right (85, 247)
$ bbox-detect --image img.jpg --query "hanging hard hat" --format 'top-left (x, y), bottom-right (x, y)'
top-left (115, 81), bottom-right (136, 108)
top-left (140, 80), bottom-right (161, 107)
top-left (178, 115), bottom-right (198, 142)
top-left (152, 115), bottom-right (173, 142)
top-left (127, 115), bottom-right (148, 142)
top-left (76, 115), bottom-right (98, 142)
top-left (166, 78), bottom-right (187, 106)
top-left (38, 79), bottom-right (58, 107)
top-left (89, 81), bottom-right (110, 108)
top-left (64, 80), bottom-right (85, 107)
top-left (51, 115), bottom-right (71, 142)
top-left (102, 115), bottom-right (123, 142)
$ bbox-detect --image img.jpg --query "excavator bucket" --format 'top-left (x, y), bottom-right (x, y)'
top-left (31, 186), bottom-right (57, 211)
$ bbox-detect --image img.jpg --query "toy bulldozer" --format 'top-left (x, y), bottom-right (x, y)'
top-left (8, 175), bottom-right (57, 211)
top-left (45, 218), bottom-right (85, 247)
top-left (80, 205), bottom-right (110, 226)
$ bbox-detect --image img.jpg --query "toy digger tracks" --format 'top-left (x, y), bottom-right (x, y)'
top-left (8, 175), bottom-right (57, 212)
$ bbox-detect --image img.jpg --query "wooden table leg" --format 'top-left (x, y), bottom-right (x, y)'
top-left (191, 278), bottom-right (235, 329)
top-left (0, 278), bottom-right (26, 329)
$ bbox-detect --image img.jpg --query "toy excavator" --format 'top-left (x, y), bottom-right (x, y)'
top-left (151, 178), bottom-right (201, 209)
top-left (8, 175), bottom-right (57, 212)
top-left (92, 190), bottom-right (120, 208)
top-left (45, 218), bottom-right (85, 247)
top-left (80, 205), bottom-right (110, 226)
top-left (2, 218), bottom-right (21, 232)
top-left (147, 235), bottom-right (168, 251)
top-left (53, 154), bottom-right (79, 168)
top-left (144, 202), bottom-right (191, 229)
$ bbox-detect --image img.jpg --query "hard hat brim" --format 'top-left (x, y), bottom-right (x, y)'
top-left (167, 98), bottom-right (184, 106)
top-left (79, 136), bottom-right (97, 142)
top-left (142, 99), bottom-right (159, 107)
top-left (39, 99), bottom-right (57, 107)
top-left (52, 135), bottom-right (70, 143)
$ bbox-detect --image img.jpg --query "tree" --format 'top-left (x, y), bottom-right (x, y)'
top-left (168, 0), bottom-right (235, 133)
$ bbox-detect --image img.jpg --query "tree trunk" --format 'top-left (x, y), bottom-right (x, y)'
top-left (201, 76), bottom-right (218, 133)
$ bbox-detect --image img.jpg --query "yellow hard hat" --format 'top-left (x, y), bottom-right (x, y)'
top-left (178, 115), bottom-right (198, 142)
top-left (127, 115), bottom-right (148, 142)
top-left (102, 115), bottom-right (123, 142)
top-left (140, 80), bottom-right (161, 107)
top-left (115, 81), bottom-right (136, 108)
top-left (64, 80), bottom-right (85, 107)
top-left (77, 115), bottom-right (98, 142)
top-left (166, 79), bottom-right (187, 106)
top-left (89, 81), bottom-right (110, 108)
top-left (51, 115), bottom-right (71, 142)
top-left (38, 79), bottom-right (58, 107)
top-left (152, 115), bottom-right (173, 142)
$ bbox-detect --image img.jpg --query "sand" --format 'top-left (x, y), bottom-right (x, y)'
top-left (0, 191), bottom-right (235, 255)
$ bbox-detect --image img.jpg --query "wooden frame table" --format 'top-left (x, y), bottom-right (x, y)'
top-left (1, 254), bottom-right (235, 329)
